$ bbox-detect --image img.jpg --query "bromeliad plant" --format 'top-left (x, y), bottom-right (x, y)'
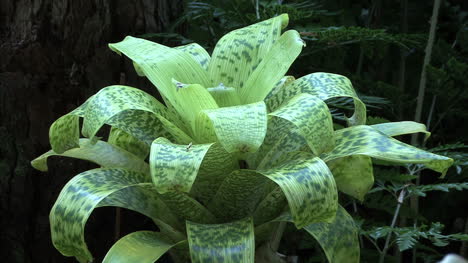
top-left (32, 14), bottom-right (453, 263)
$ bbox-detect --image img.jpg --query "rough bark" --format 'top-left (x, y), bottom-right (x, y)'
top-left (0, 1), bottom-right (182, 262)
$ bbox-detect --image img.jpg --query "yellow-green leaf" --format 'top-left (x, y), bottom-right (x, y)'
top-left (150, 137), bottom-right (213, 193)
top-left (32, 139), bottom-right (149, 174)
top-left (327, 155), bottom-right (374, 201)
top-left (208, 14), bottom-right (288, 92)
top-left (321, 125), bottom-right (453, 175)
top-left (269, 93), bottom-right (335, 156)
top-left (187, 217), bottom-right (255, 263)
top-left (201, 101), bottom-right (268, 153)
top-left (258, 152), bottom-right (338, 228)
top-left (241, 30), bottom-right (304, 104)
top-left (103, 231), bottom-right (185, 263)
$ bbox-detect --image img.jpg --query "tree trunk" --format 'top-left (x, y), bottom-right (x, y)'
top-left (0, 1), bottom-right (182, 262)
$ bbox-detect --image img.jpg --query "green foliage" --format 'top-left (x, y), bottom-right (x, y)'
top-left (32, 12), bottom-right (457, 263)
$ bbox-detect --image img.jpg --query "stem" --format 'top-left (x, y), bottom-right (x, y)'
top-left (255, 0), bottom-right (260, 20)
top-left (270, 221), bottom-right (287, 252)
top-left (397, 0), bottom-right (408, 121)
top-left (411, 0), bottom-right (441, 146)
top-left (379, 188), bottom-right (407, 263)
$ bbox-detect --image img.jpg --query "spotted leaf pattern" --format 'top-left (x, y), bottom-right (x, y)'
top-left (208, 169), bottom-right (270, 221)
top-left (98, 183), bottom-right (184, 236)
top-left (241, 30), bottom-right (304, 104)
top-left (32, 139), bottom-right (149, 174)
top-left (327, 155), bottom-right (374, 201)
top-left (201, 101), bottom-right (268, 153)
top-left (303, 206), bottom-right (360, 263)
top-left (371, 121), bottom-right (431, 140)
top-left (50, 168), bottom-right (151, 262)
top-left (108, 127), bottom-right (149, 159)
top-left (269, 93), bottom-right (335, 156)
top-left (190, 143), bottom-right (238, 204)
top-left (158, 191), bottom-right (217, 224)
top-left (259, 152), bottom-right (338, 228)
top-left (81, 85), bottom-right (188, 141)
top-left (109, 36), bottom-right (210, 113)
top-left (208, 14), bottom-right (288, 91)
top-left (103, 231), bottom-right (185, 263)
top-left (173, 83), bottom-right (219, 138)
top-left (265, 72), bottom-right (366, 125)
top-left (175, 43), bottom-right (211, 70)
top-left (187, 217), bottom-right (255, 263)
top-left (150, 137), bottom-right (213, 193)
top-left (252, 186), bottom-right (287, 225)
top-left (321, 125), bottom-right (453, 175)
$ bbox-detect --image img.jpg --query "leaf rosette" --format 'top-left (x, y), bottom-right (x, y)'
top-left (32, 14), bottom-right (453, 263)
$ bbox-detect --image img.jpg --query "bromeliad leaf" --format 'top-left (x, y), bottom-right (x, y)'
top-left (241, 30), bottom-right (304, 104)
top-left (208, 14), bottom-right (288, 92)
top-left (150, 137), bottom-right (213, 193)
top-left (259, 152), bottom-right (338, 228)
top-left (172, 82), bottom-right (218, 136)
top-left (321, 125), bottom-right (453, 175)
top-left (327, 155), bottom-right (374, 201)
top-left (187, 217), bottom-right (255, 263)
top-left (103, 231), bottom-right (186, 263)
top-left (269, 93), bottom-right (335, 156)
top-left (201, 101), bottom-right (268, 153)
top-left (174, 43), bottom-right (211, 70)
top-left (109, 36), bottom-right (210, 114)
top-left (108, 127), bottom-right (149, 159)
top-left (370, 121), bottom-right (431, 140)
top-left (32, 139), bottom-right (149, 174)
top-left (265, 72), bottom-right (366, 126)
top-left (50, 168), bottom-right (151, 262)
top-left (81, 85), bottom-right (190, 142)
top-left (303, 206), bottom-right (360, 263)
top-left (190, 143), bottom-right (238, 204)
top-left (208, 169), bottom-right (271, 221)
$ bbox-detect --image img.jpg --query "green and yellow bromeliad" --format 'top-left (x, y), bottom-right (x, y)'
top-left (32, 14), bottom-right (452, 263)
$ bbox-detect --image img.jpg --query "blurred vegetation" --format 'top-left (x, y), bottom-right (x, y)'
top-left (140, 0), bottom-right (468, 262)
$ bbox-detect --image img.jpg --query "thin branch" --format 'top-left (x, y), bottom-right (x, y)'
top-left (411, 0), bottom-right (442, 145)
top-left (379, 187), bottom-right (407, 263)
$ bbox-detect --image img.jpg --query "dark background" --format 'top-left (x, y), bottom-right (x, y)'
top-left (0, 1), bottom-right (182, 262)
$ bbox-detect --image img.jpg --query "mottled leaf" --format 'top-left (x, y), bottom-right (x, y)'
top-left (103, 231), bottom-right (185, 263)
top-left (175, 43), bottom-right (210, 70)
top-left (303, 206), bottom-right (360, 263)
top-left (201, 101), bottom-right (267, 153)
top-left (241, 30), bottom-right (304, 104)
top-left (150, 137), bottom-right (213, 193)
top-left (190, 143), bottom-right (238, 204)
top-left (252, 186), bottom-right (287, 225)
top-left (370, 121), bottom-right (430, 140)
top-left (208, 14), bottom-right (288, 92)
top-left (81, 85), bottom-right (190, 143)
top-left (50, 168), bottom-right (151, 262)
top-left (108, 127), bottom-right (149, 159)
top-left (187, 217), bottom-right (255, 263)
top-left (208, 169), bottom-right (270, 221)
top-left (269, 93), bottom-right (335, 155)
top-left (265, 72), bottom-right (366, 125)
top-left (159, 191), bottom-right (217, 224)
top-left (207, 83), bottom-right (242, 107)
top-left (254, 117), bottom-right (304, 169)
top-left (32, 139), bottom-right (149, 174)
top-left (173, 83), bottom-right (218, 139)
top-left (321, 125), bottom-right (453, 175)
top-left (327, 155), bottom-right (374, 201)
top-left (109, 36), bottom-right (210, 115)
top-left (258, 152), bottom-right (338, 228)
